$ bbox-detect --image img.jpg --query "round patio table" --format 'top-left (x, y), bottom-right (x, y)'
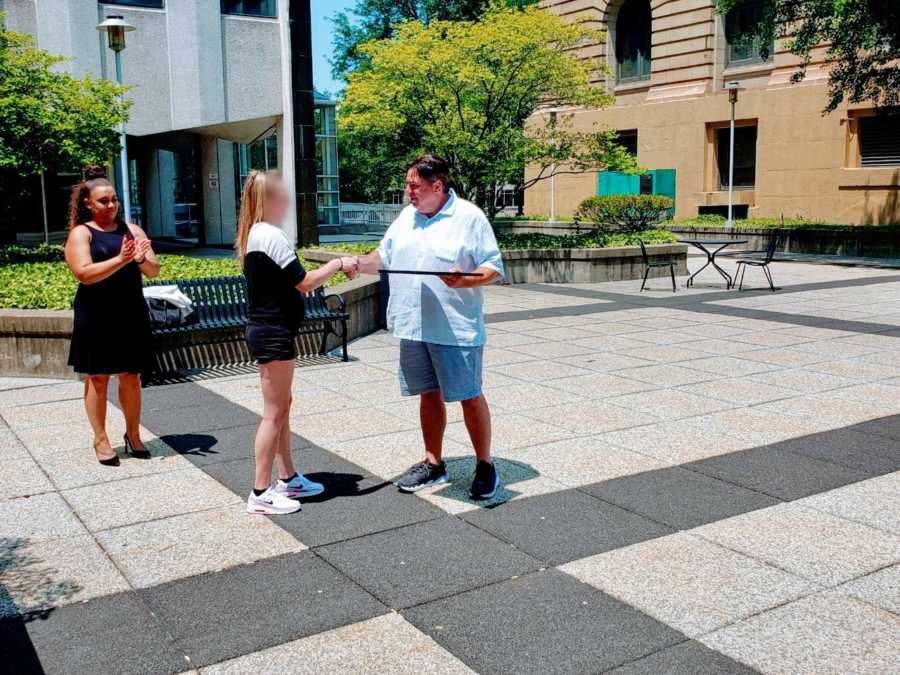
top-left (680, 238), bottom-right (748, 289)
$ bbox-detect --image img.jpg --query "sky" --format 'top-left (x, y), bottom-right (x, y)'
top-left (311, 0), bottom-right (357, 97)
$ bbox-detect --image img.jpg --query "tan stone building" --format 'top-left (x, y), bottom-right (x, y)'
top-left (526, 0), bottom-right (900, 224)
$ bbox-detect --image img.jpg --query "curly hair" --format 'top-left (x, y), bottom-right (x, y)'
top-left (67, 165), bottom-right (124, 230)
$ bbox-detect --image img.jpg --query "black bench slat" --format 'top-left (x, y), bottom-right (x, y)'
top-left (144, 276), bottom-right (349, 372)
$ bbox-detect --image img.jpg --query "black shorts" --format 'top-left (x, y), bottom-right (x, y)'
top-left (245, 322), bottom-right (297, 364)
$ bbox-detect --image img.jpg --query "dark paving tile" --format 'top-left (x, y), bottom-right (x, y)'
top-left (404, 569), bottom-right (685, 675)
top-left (582, 466), bottom-right (780, 531)
top-left (140, 551), bottom-right (387, 669)
top-left (774, 428), bottom-right (900, 475)
top-left (606, 640), bottom-right (759, 674)
top-left (684, 446), bottom-right (871, 501)
top-left (146, 401), bottom-right (261, 435)
top-left (851, 414), bottom-right (900, 441)
top-left (317, 517), bottom-right (541, 608)
top-left (462, 489), bottom-right (672, 566)
top-left (10, 593), bottom-right (185, 675)
top-left (158, 425), bottom-right (258, 467)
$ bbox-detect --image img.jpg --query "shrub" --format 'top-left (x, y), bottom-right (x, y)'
top-left (575, 195), bottom-right (674, 233)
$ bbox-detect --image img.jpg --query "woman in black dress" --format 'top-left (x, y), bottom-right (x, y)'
top-left (65, 166), bottom-right (160, 466)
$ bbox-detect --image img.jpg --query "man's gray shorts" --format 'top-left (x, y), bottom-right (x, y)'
top-left (398, 339), bottom-right (483, 403)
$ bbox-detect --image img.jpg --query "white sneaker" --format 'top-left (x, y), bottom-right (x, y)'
top-left (275, 473), bottom-right (325, 498)
top-left (246, 487), bottom-right (301, 515)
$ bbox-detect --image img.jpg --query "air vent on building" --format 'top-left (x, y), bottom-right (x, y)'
top-left (859, 115), bottom-right (900, 167)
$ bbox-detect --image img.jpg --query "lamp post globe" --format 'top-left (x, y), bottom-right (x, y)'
top-left (97, 15), bottom-right (136, 223)
top-left (723, 81), bottom-right (744, 229)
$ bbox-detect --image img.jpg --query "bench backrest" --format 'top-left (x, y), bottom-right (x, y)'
top-left (145, 276), bottom-right (329, 323)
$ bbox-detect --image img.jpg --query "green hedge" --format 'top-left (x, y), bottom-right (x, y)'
top-left (314, 229), bottom-right (677, 256)
top-left (667, 215), bottom-right (900, 231)
top-left (575, 195), bottom-right (674, 233)
top-left (0, 246), bottom-right (338, 310)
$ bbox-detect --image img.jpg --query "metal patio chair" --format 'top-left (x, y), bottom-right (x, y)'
top-left (639, 239), bottom-right (677, 292)
top-left (734, 231), bottom-right (781, 291)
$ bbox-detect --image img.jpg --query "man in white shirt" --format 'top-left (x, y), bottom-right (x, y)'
top-left (355, 155), bottom-right (505, 499)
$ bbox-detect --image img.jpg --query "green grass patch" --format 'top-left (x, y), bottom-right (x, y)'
top-left (0, 246), bottom-right (339, 310)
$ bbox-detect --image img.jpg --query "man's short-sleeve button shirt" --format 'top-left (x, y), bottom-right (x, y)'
top-left (377, 190), bottom-right (504, 347)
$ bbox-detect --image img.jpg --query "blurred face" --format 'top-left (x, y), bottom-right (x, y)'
top-left (406, 169), bottom-right (445, 216)
top-left (263, 177), bottom-right (290, 225)
top-left (84, 184), bottom-right (119, 225)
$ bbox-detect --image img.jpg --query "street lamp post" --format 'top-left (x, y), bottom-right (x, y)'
top-left (97, 15), bottom-right (135, 223)
top-left (724, 81), bottom-right (744, 229)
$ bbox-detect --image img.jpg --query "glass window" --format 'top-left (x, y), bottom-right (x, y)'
top-left (716, 125), bottom-right (758, 189)
top-left (615, 0), bottom-right (652, 83)
top-left (315, 102), bottom-right (340, 226)
top-left (103, 0), bottom-right (163, 7)
top-left (616, 129), bottom-right (638, 156)
top-left (221, 0), bottom-right (275, 18)
top-left (726, 1), bottom-right (773, 67)
top-left (234, 135), bottom-right (278, 210)
top-left (859, 115), bottom-right (900, 167)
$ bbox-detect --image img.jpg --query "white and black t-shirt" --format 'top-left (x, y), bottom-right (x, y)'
top-left (244, 222), bottom-right (307, 328)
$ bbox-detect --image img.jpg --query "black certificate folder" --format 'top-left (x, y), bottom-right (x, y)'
top-left (379, 270), bottom-right (483, 277)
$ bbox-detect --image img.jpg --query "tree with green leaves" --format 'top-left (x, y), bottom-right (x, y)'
top-left (0, 18), bottom-right (129, 174)
top-left (0, 16), bottom-right (129, 240)
top-left (330, 0), bottom-right (536, 81)
top-left (716, 0), bottom-right (900, 112)
top-left (338, 5), bottom-right (640, 218)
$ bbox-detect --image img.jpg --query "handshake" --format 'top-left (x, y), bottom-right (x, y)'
top-left (338, 256), bottom-right (361, 280)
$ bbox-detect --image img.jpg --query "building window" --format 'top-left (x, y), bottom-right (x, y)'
top-left (716, 125), bottom-right (757, 189)
top-left (859, 115), bottom-right (900, 167)
top-left (616, 129), bottom-right (638, 156)
top-left (234, 135), bottom-right (277, 210)
top-left (221, 0), bottom-right (275, 18)
top-left (315, 101), bottom-right (340, 226)
top-left (725, 1), bottom-right (773, 67)
top-left (103, 0), bottom-right (164, 7)
top-left (615, 0), bottom-right (651, 83)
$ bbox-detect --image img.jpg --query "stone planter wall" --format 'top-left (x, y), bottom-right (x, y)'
top-left (501, 244), bottom-right (688, 284)
top-left (303, 244), bottom-right (688, 286)
top-left (0, 277), bottom-right (382, 381)
top-left (666, 226), bottom-right (900, 258)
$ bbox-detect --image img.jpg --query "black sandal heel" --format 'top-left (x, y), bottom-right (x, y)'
top-left (94, 443), bottom-right (120, 467)
top-left (123, 434), bottom-right (151, 460)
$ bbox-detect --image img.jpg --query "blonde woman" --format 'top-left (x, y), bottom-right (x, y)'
top-left (237, 171), bottom-right (359, 515)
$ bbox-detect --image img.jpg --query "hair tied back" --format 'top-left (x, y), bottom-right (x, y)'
top-left (82, 165), bottom-right (108, 181)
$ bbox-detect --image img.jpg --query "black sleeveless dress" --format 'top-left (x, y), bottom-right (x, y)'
top-left (67, 222), bottom-right (152, 375)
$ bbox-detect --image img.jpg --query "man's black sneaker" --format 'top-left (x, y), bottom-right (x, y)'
top-left (470, 460), bottom-right (500, 500)
top-left (396, 461), bottom-right (448, 492)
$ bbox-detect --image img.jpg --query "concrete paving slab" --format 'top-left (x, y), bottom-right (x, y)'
top-left (198, 612), bottom-right (476, 675)
top-left (684, 445), bottom-right (871, 500)
top-left (64, 468), bottom-right (241, 532)
top-left (96, 504), bottom-right (304, 588)
top-left (0, 534), bottom-right (131, 619)
top-left (0, 493), bottom-right (86, 543)
top-left (522, 401), bottom-right (657, 435)
top-left (446, 412), bottom-right (572, 450)
top-left (801, 472), bottom-right (900, 536)
top-left (606, 640), bottom-right (758, 674)
top-left (404, 569), bottom-right (685, 675)
top-left (141, 551), bottom-right (387, 669)
top-left (509, 437), bottom-right (670, 488)
top-left (463, 489), bottom-right (672, 566)
top-left (840, 563), bottom-right (900, 615)
top-left (0, 455), bottom-right (54, 501)
top-left (317, 517), bottom-right (541, 609)
top-left (607, 389), bottom-right (735, 421)
top-left (700, 591), bottom-right (900, 675)
top-left (695, 503), bottom-right (900, 587)
top-left (583, 465), bottom-right (780, 530)
top-left (12, 591), bottom-right (187, 675)
top-left (561, 532), bottom-right (816, 638)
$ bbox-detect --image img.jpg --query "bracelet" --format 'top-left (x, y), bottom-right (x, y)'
top-left (134, 257), bottom-right (145, 264)
top-left (337, 258), bottom-right (344, 271)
